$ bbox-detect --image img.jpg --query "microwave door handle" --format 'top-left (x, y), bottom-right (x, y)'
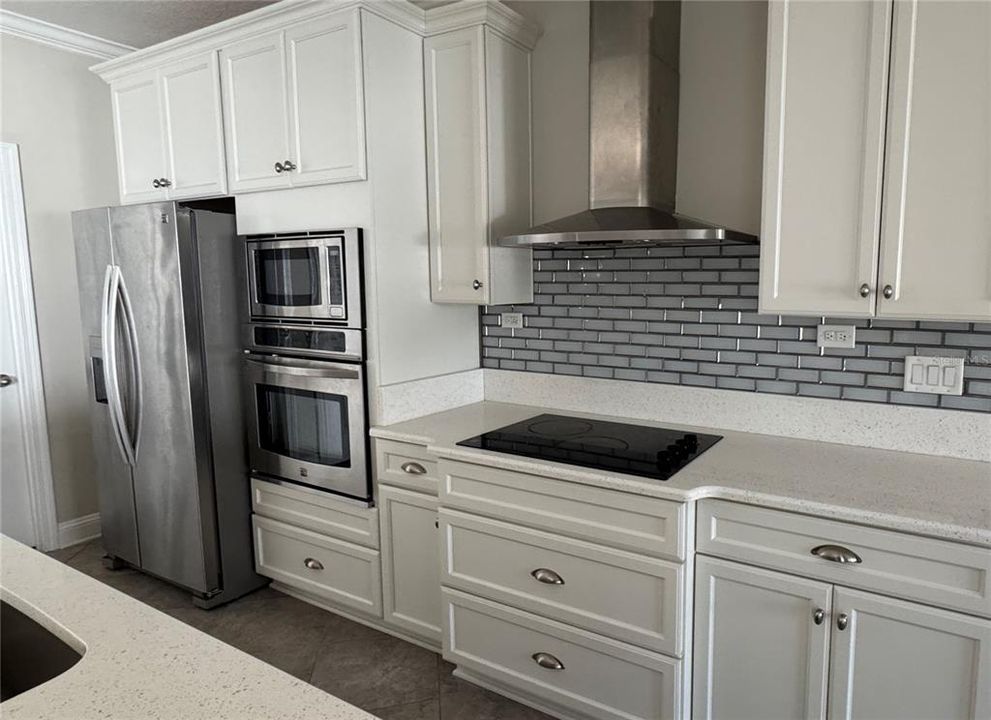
top-left (244, 355), bottom-right (360, 380)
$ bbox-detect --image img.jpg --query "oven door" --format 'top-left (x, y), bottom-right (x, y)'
top-left (247, 237), bottom-right (347, 322)
top-left (244, 354), bottom-right (368, 500)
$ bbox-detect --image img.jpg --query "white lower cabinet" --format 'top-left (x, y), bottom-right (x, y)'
top-left (379, 484), bottom-right (441, 646)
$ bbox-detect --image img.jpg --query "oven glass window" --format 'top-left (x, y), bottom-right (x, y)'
top-left (256, 386), bottom-right (351, 467)
top-left (255, 248), bottom-right (322, 307)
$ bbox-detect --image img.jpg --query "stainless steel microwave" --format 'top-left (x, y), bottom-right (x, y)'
top-left (244, 229), bottom-right (363, 327)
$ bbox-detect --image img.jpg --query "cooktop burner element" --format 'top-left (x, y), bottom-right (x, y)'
top-left (457, 413), bottom-right (722, 481)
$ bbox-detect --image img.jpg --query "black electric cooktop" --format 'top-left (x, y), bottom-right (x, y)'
top-left (458, 413), bottom-right (722, 481)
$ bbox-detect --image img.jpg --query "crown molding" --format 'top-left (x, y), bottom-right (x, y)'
top-left (424, 0), bottom-right (540, 49)
top-left (0, 9), bottom-right (135, 60)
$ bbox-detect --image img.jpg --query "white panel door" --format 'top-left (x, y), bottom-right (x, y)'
top-left (159, 52), bottom-right (227, 199)
top-left (694, 556), bottom-right (832, 720)
top-left (424, 27), bottom-right (489, 304)
top-left (111, 71), bottom-right (168, 204)
top-left (285, 10), bottom-right (366, 187)
top-left (379, 484), bottom-right (441, 645)
top-left (759, 0), bottom-right (891, 316)
top-left (220, 31), bottom-right (292, 193)
top-left (877, 0), bottom-right (991, 321)
top-left (829, 587), bottom-right (991, 720)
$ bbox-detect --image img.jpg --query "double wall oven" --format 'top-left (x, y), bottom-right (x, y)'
top-left (242, 229), bottom-right (370, 502)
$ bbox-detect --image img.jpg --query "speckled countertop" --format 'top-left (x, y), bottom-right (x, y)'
top-left (371, 401), bottom-right (991, 547)
top-left (0, 536), bottom-right (376, 720)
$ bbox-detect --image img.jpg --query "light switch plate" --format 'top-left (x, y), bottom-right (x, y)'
top-left (903, 355), bottom-right (964, 395)
top-left (816, 325), bottom-right (856, 349)
top-left (501, 312), bottom-right (524, 329)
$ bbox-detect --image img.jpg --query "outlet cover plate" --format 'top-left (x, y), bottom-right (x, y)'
top-left (903, 355), bottom-right (964, 395)
top-left (501, 312), bottom-right (524, 329)
top-left (816, 324), bottom-right (857, 349)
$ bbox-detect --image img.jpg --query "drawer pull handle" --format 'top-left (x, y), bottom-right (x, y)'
top-left (303, 557), bottom-right (324, 571)
top-left (836, 612), bottom-right (849, 631)
top-left (813, 608), bottom-right (825, 625)
top-left (531, 652), bottom-right (564, 670)
top-left (530, 568), bottom-right (565, 585)
top-left (401, 462), bottom-right (426, 475)
top-left (811, 544), bottom-right (862, 564)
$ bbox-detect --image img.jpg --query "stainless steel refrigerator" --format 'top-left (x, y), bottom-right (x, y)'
top-left (72, 200), bottom-right (266, 607)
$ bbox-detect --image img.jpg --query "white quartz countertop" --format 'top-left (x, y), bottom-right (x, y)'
top-left (371, 401), bottom-right (991, 547)
top-left (0, 536), bottom-right (376, 720)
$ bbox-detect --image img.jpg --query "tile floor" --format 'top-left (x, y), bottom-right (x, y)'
top-left (49, 539), bottom-right (554, 720)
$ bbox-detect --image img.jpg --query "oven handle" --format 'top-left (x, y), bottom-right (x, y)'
top-left (244, 353), bottom-right (361, 380)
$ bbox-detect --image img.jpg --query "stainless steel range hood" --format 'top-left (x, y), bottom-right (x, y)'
top-left (501, 1), bottom-right (758, 249)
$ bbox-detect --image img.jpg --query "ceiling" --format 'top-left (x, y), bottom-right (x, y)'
top-left (3, 0), bottom-right (276, 49)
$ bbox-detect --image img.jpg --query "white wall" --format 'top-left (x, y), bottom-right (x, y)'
top-left (676, 1), bottom-right (767, 236)
top-left (0, 34), bottom-right (119, 523)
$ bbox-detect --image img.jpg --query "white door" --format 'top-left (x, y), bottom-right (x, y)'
top-left (829, 587), bottom-right (991, 720)
top-left (694, 556), bottom-right (832, 720)
top-left (284, 10), bottom-right (366, 187)
top-left (220, 31), bottom-right (292, 193)
top-left (111, 70), bottom-right (169, 204)
top-left (877, 0), bottom-right (991, 321)
top-left (759, 0), bottom-right (891, 317)
top-left (159, 52), bottom-right (227, 199)
top-left (379, 484), bottom-right (441, 645)
top-left (424, 27), bottom-right (490, 304)
top-left (0, 143), bottom-right (57, 549)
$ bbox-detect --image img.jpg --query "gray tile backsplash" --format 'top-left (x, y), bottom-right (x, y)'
top-left (481, 245), bottom-right (991, 412)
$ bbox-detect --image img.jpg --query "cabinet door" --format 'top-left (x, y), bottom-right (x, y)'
top-left (877, 1), bottom-right (991, 321)
top-left (759, 0), bottom-right (891, 316)
top-left (111, 71), bottom-right (168, 204)
top-left (424, 27), bottom-right (490, 304)
top-left (284, 10), bottom-right (367, 187)
top-left (379, 484), bottom-right (441, 645)
top-left (159, 52), bottom-right (227, 199)
top-left (694, 556), bottom-right (832, 720)
top-left (219, 31), bottom-right (292, 193)
top-left (829, 587), bottom-right (991, 720)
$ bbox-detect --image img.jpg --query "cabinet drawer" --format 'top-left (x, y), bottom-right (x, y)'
top-left (440, 509), bottom-right (683, 655)
top-left (443, 589), bottom-right (682, 720)
top-left (253, 515), bottom-right (382, 617)
top-left (439, 459), bottom-right (686, 560)
top-left (697, 500), bottom-right (991, 617)
top-left (251, 477), bottom-right (379, 548)
top-left (375, 439), bottom-right (440, 494)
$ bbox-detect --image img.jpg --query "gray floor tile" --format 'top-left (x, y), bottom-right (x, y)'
top-left (375, 699), bottom-right (440, 720)
top-left (438, 661), bottom-right (554, 720)
top-left (309, 634), bottom-right (440, 710)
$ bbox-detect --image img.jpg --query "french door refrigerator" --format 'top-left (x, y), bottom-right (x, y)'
top-left (72, 200), bottom-right (266, 607)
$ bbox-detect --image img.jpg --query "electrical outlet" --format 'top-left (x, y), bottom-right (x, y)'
top-left (903, 356), bottom-right (964, 395)
top-left (501, 312), bottom-right (524, 329)
top-left (816, 324), bottom-right (857, 349)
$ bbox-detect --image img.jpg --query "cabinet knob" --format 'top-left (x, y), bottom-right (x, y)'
top-left (472, 279), bottom-right (483, 290)
top-left (882, 284), bottom-right (894, 299)
top-left (152, 178), bottom-right (161, 188)
top-left (159, 178), bottom-right (171, 188)
top-left (811, 544), bottom-right (862, 564)
top-left (401, 462), bottom-right (426, 475)
top-left (530, 568), bottom-right (565, 585)
top-left (859, 283), bottom-right (871, 298)
top-left (282, 160), bottom-right (297, 172)
top-left (0, 374), bottom-right (14, 388)
top-left (274, 161), bottom-right (285, 173)
top-left (531, 652), bottom-right (565, 670)
top-left (836, 612), bottom-right (849, 631)
top-left (812, 607), bottom-right (825, 625)
top-left (303, 557), bottom-right (324, 571)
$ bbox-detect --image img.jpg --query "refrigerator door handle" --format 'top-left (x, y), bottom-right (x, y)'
top-left (116, 268), bottom-right (142, 460)
top-left (102, 265), bottom-right (135, 467)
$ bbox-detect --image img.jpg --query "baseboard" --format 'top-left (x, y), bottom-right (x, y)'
top-left (57, 513), bottom-right (101, 548)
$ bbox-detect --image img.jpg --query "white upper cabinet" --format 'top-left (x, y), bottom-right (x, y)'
top-left (425, 22), bottom-right (535, 305)
top-left (220, 9), bottom-right (366, 194)
top-left (759, 0), bottom-right (890, 317)
top-left (159, 53), bottom-right (227, 200)
top-left (877, 0), bottom-right (991, 321)
top-left (285, 13), bottom-right (366, 186)
top-left (112, 70), bottom-right (169, 204)
top-left (760, 0), bottom-right (991, 322)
